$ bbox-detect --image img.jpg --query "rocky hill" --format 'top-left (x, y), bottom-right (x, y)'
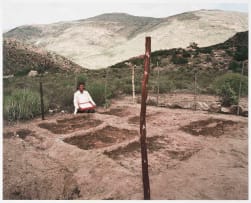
top-left (3, 39), bottom-right (84, 76)
top-left (4, 10), bottom-right (248, 69)
top-left (110, 31), bottom-right (248, 76)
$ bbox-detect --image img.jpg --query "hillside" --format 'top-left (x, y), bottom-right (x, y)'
top-left (4, 10), bottom-right (248, 69)
top-left (110, 31), bottom-right (248, 75)
top-left (3, 39), bottom-right (85, 76)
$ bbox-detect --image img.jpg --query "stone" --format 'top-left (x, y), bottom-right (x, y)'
top-left (28, 70), bottom-right (38, 77)
top-left (220, 107), bottom-right (231, 114)
top-left (209, 102), bottom-right (221, 113)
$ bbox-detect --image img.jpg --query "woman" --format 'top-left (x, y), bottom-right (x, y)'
top-left (73, 82), bottom-right (96, 114)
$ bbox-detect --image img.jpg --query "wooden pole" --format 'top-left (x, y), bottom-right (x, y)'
top-left (39, 80), bottom-right (45, 120)
top-left (194, 71), bottom-right (197, 111)
top-left (104, 68), bottom-right (109, 108)
top-left (156, 61), bottom-right (160, 106)
top-left (140, 36), bottom-right (151, 200)
top-left (132, 65), bottom-right (136, 104)
top-left (237, 61), bottom-right (244, 115)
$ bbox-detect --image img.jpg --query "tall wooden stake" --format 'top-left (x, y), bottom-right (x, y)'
top-left (194, 71), bottom-right (197, 111)
top-left (39, 80), bottom-right (45, 120)
top-left (104, 68), bottom-right (109, 108)
top-left (140, 36), bottom-right (151, 200)
top-left (132, 65), bottom-right (136, 104)
top-left (237, 61), bottom-right (244, 115)
top-left (156, 61), bottom-right (160, 106)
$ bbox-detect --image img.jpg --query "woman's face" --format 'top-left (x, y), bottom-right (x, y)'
top-left (79, 84), bottom-right (85, 92)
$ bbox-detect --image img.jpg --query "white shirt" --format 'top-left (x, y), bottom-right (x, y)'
top-left (73, 90), bottom-right (96, 114)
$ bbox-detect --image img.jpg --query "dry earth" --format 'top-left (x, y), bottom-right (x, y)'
top-left (3, 95), bottom-right (248, 200)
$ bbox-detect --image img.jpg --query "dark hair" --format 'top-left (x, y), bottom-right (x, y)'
top-left (76, 82), bottom-right (85, 90)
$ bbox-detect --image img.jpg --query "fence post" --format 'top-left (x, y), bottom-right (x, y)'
top-left (39, 80), bottom-right (45, 120)
top-left (156, 61), bottom-right (160, 106)
top-left (140, 36), bottom-right (151, 200)
top-left (132, 65), bottom-right (136, 104)
top-left (194, 71), bottom-right (197, 111)
top-left (104, 68), bottom-right (109, 108)
top-left (237, 61), bottom-right (244, 115)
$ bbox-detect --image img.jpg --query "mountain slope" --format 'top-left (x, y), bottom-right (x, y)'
top-left (3, 39), bottom-right (84, 76)
top-left (4, 10), bottom-right (248, 69)
top-left (111, 31), bottom-right (248, 74)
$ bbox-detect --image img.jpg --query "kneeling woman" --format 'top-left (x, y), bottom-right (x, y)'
top-left (73, 82), bottom-right (96, 114)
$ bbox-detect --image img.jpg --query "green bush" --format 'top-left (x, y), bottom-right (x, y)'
top-left (171, 55), bottom-right (188, 64)
top-left (154, 80), bottom-right (174, 93)
top-left (14, 67), bottom-right (31, 76)
top-left (234, 46), bottom-right (248, 61)
top-left (199, 47), bottom-right (212, 54)
top-left (229, 61), bottom-right (241, 72)
top-left (213, 73), bottom-right (248, 97)
top-left (3, 89), bottom-right (48, 121)
top-left (87, 82), bottom-right (112, 106)
top-left (217, 83), bottom-right (238, 107)
top-left (76, 74), bottom-right (87, 87)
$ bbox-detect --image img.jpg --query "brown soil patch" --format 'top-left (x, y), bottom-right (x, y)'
top-left (38, 116), bottom-right (103, 134)
top-left (167, 149), bottom-right (201, 161)
top-left (128, 113), bottom-right (160, 125)
top-left (100, 108), bottom-right (128, 117)
top-left (63, 126), bottom-right (138, 150)
top-left (16, 129), bottom-right (34, 139)
top-left (180, 118), bottom-right (238, 137)
top-left (3, 132), bottom-right (15, 139)
top-left (104, 136), bottom-right (164, 159)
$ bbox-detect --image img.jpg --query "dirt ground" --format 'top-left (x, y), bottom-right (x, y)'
top-left (3, 94), bottom-right (248, 200)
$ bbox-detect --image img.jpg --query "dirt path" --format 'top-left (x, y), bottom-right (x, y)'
top-left (3, 96), bottom-right (248, 200)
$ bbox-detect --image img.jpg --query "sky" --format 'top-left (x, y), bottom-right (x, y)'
top-left (1, 0), bottom-right (249, 31)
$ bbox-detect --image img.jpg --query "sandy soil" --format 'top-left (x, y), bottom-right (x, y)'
top-left (3, 95), bottom-right (248, 200)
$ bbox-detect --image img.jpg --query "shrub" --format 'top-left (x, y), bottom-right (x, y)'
top-left (229, 61), bottom-right (241, 73)
top-left (14, 67), bottom-right (31, 76)
top-left (199, 47), bottom-right (212, 54)
top-left (76, 74), bottom-right (87, 86)
top-left (86, 82), bottom-right (112, 107)
top-left (234, 46), bottom-right (248, 61)
top-left (3, 89), bottom-right (48, 121)
top-left (217, 82), bottom-right (237, 107)
top-left (155, 80), bottom-right (174, 93)
top-left (171, 54), bottom-right (188, 64)
top-left (212, 73), bottom-right (248, 97)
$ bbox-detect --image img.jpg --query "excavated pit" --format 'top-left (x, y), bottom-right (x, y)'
top-left (38, 116), bottom-right (103, 134)
top-left (3, 132), bottom-right (15, 139)
top-left (16, 129), bottom-right (34, 140)
top-left (63, 126), bottom-right (138, 150)
top-left (167, 148), bottom-right (201, 161)
top-left (180, 118), bottom-right (238, 137)
top-left (100, 108), bottom-right (128, 117)
top-left (104, 136), bottom-right (164, 159)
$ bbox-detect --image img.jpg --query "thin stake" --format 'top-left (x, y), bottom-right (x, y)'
top-left (104, 68), bottom-right (109, 108)
top-left (156, 61), bottom-right (160, 106)
top-left (194, 71), bottom-right (197, 111)
top-left (132, 65), bottom-right (136, 104)
top-left (237, 61), bottom-right (244, 115)
top-left (140, 36), bottom-right (151, 200)
top-left (39, 80), bottom-right (45, 120)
